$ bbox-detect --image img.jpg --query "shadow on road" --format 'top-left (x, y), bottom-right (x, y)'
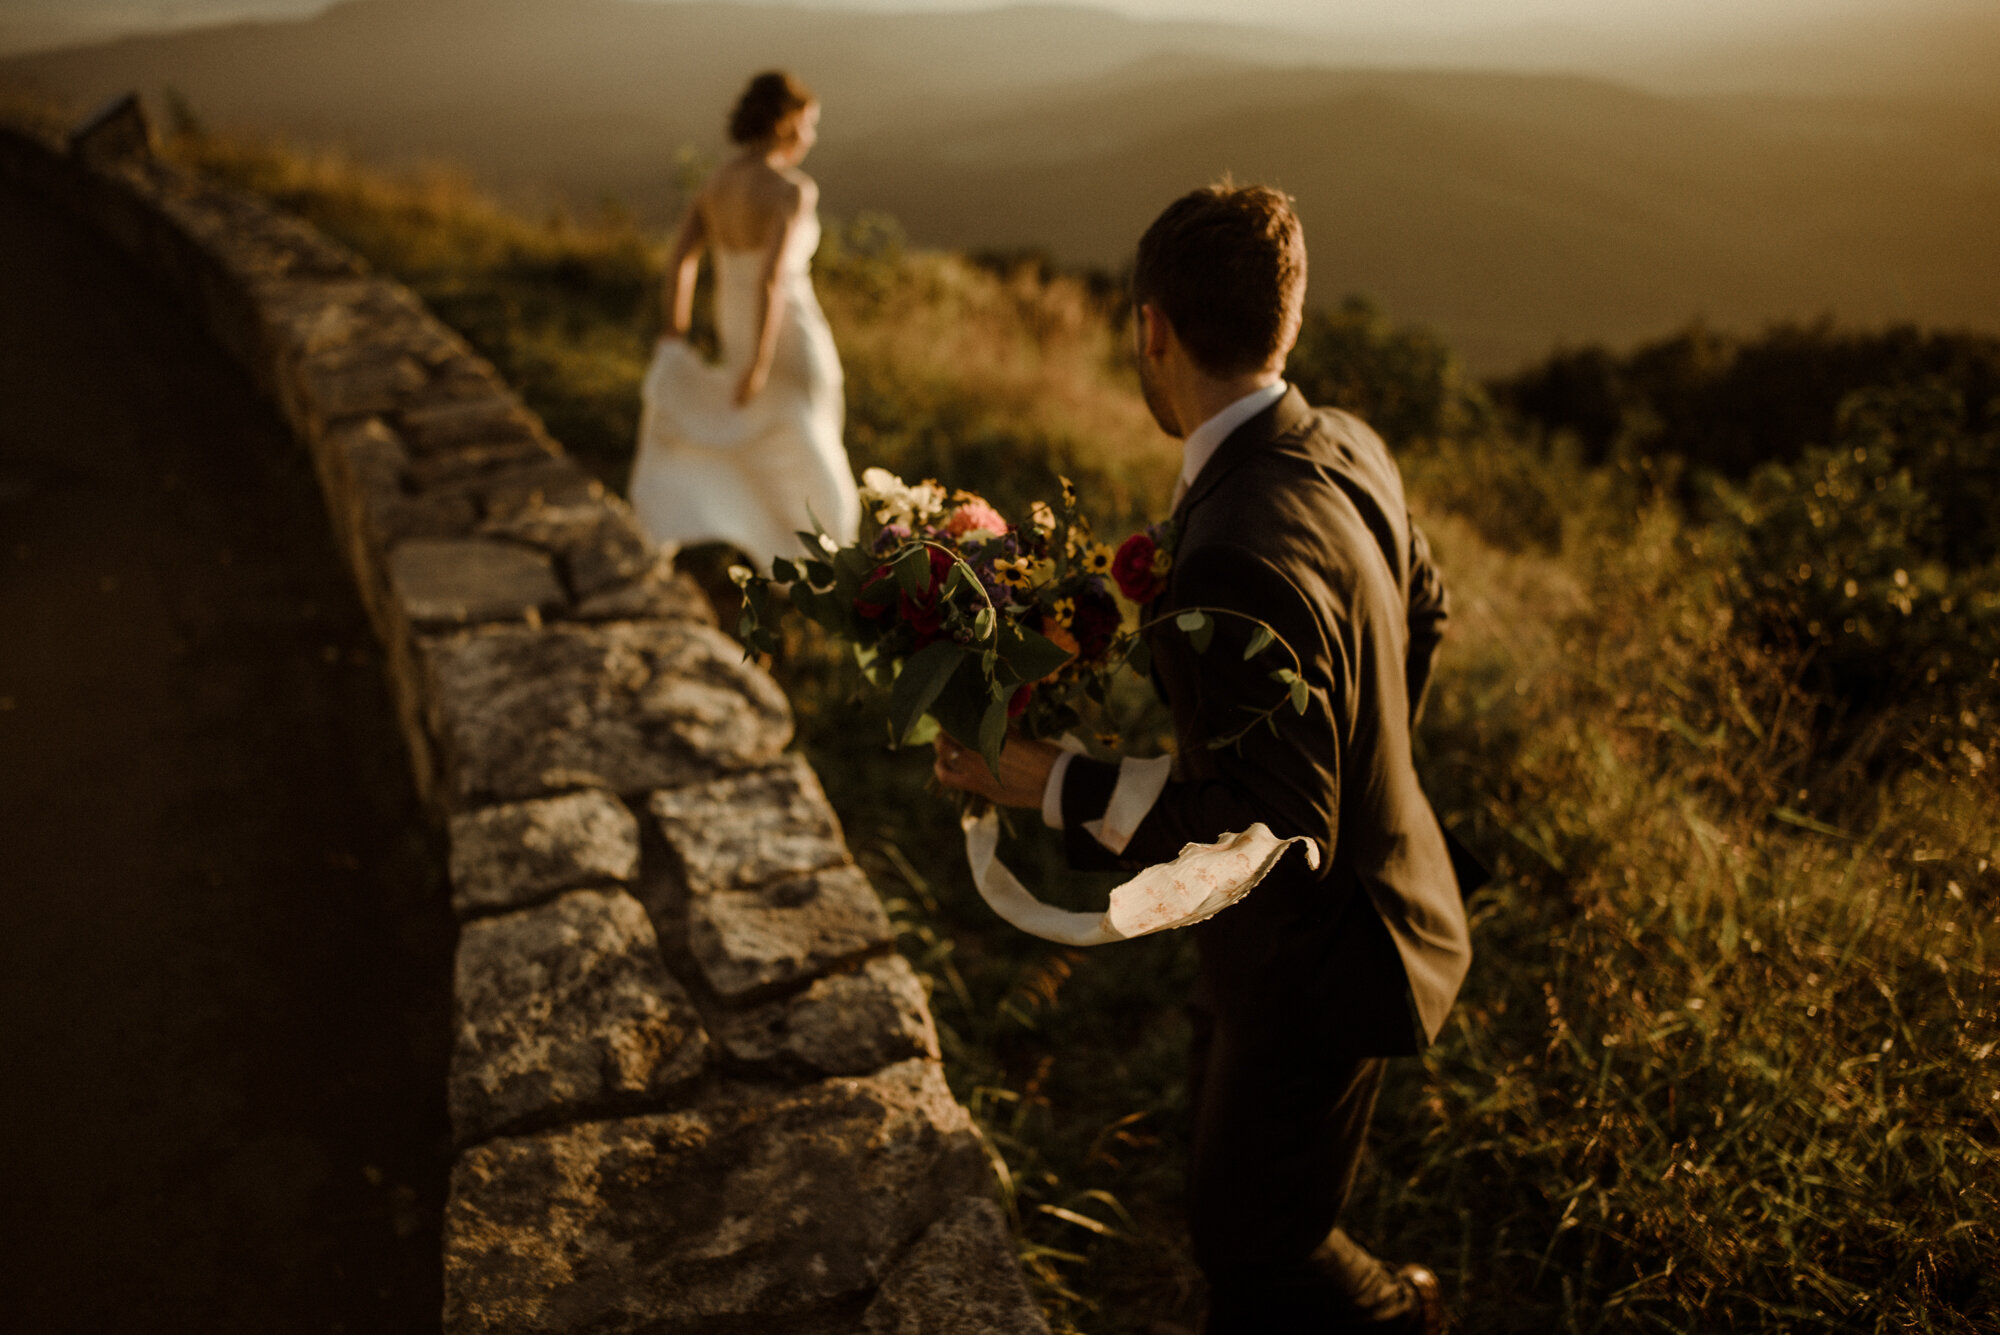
top-left (0, 183), bottom-right (454, 1332)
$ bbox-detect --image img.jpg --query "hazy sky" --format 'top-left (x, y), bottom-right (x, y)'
top-left (0, 0), bottom-right (1923, 38)
top-left (782, 0), bottom-right (1898, 35)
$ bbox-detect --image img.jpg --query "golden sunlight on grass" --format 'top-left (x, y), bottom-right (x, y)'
top-left (171, 126), bottom-right (1998, 1334)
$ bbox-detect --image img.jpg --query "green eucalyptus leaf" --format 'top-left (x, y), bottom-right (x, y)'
top-left (795, 585), bottom-right (855, 638)
top-left (996, 620), bottom-right (1074, 683)
top-left (769, 556), bottom-right (800, 584)
top-left (977, 695), bottom-right (1011, 778)
top-left (833, 545), bottom-right (873, 577)
top-left (928, 658), bottom-right (995, 745)
top-left (1243, 625), bottom-right (1276, 660)
top-left (1289, 675), bottom-right (1310, 713)
top-left (1177, 610), bottom-right (1214, 654)
top-left (855, 564), bottom-right (899, 607)
top-left (803, 559), bottom-right (835, 588)
top-left (974, 607), bottom-right (996, 641)
top-left (888, 641), bottom-right (967, 746)
top-left (899, 545), bottom-right (937, 596)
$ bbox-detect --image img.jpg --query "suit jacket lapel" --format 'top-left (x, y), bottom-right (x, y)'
top-left (1149, 386), bottom-right (1315, 697)
top-left (1172, 386), bottom-right (1317, 524)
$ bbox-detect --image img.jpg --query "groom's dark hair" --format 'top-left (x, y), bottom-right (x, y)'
top-left (1133, 181), bottom-right (1306, 378)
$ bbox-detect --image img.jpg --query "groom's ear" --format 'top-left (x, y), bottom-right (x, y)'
top-left (1138, 303), bottom-right (1173, 359)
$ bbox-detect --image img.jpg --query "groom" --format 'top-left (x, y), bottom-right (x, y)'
top-left (935, 182), bottom-right (1471, 1333)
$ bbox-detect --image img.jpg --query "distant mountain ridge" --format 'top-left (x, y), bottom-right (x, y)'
top-left (3, 0), bottom-right (1996, 370)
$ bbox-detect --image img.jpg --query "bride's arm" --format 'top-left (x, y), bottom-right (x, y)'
top-left (736, 177), bottom-right (812, 405)
top-left (660, 199), bottom-right (708, 341)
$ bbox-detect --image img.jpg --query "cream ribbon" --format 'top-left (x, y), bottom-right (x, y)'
top-left (962, 808), bottom-right (1321, 946)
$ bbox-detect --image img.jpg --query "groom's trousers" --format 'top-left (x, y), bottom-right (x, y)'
top-left (1185, 870), bottom-right (1420, 1334)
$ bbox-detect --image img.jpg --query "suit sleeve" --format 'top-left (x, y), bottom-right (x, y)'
top-left (1405, 518), bottom-right (1448, 728)
top-left (1064, 543), bottom-right (1342, 876)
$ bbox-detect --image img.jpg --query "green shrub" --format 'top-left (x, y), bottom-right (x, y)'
top-left (1288, 295), bottom-right (1494, 449)
top-left (1711, 381), bottom-right (2000, 784)
top-left (1493, 320), bottom-right (2000, 480)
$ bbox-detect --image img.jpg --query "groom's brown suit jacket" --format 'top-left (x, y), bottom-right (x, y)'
top-left (1062, 387), bottom-right (1472, 1055)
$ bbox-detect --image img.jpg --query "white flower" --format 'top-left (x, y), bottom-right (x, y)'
top-left (858, 467), bottom-right (947, 526)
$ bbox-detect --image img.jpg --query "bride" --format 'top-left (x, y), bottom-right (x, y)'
top-left (627, 71), bottom-right (861, 567)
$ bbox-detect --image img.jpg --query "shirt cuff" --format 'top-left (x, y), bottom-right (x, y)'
top-left (1083, 753), bottom-right (1174, 855)
top-left (1041, 750), bottom-right (1076, 829)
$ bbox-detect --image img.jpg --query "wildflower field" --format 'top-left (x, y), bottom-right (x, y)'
top-left (180, 130), bottom-right (1999, 1334)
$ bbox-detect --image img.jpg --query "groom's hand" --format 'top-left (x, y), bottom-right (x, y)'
top-left (934, 734), bottom-right (1060, 808)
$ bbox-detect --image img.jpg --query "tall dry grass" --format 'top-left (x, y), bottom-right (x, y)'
top-left (173, 131), bottom-right (2000, 1334)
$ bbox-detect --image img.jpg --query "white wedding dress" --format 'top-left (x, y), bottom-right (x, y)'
top-left (627, 211), bottom-right (861, 566)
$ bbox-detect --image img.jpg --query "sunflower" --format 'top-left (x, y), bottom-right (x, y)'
top-left (1048, 596), bottom-right (1077, 628)
top-left (1080, 542), bottom-right (1115, 576)
top-left (994, 557), bottom-right (1035, 590)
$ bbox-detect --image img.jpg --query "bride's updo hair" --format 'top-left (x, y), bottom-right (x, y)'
top-left (729, 71), bottom-right (815, 145)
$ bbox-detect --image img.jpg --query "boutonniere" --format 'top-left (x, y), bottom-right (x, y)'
top-left (1111, 517), bottom-right (1177, 607)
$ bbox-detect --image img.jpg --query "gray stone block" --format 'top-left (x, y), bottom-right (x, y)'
top-left (319, 418), bottom-right (478, 554)
top-left (397, 393), bottom-right (542, 455)
top-left (688, 864), bottom-right (894, 1003)
top-left (649, 753), bottom-right (849, 895)
top-left (443, 1059), bottom-right (986, 1334)
top-left (432, 458), bottom-right (599, 514)
top-left (365, 489), bottom-right (481, 548)
top-left (480, 468), bottom-right (605, 522)
top-left (481, 497), bottom-right (653, 598)
top-left (403, 438), bottom-right (562, 492)
top-left (449, 888), bottom-right (707, 1144)
top-left (572, 557), bottom-right (715, 625)
top-left (424, 620), bottom-right (792, 803)
top-left (388, 538), bottom-right (567, 627)
top-left (861, 1196), bottom-right (1050, 1335)
top-left (266, 278), bottom-right (431, 359)
top-left (448, 790), bottom-right (640, 916)
top-left (321, 414), bottom-right (408, 492)
top-left (293, 345), bottom-right (427, 420)
top-left (716, 954), bottom-right (939, 1077)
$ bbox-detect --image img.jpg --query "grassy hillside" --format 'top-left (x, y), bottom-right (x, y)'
top-left (6, 0), bottom-right (1998, 372)
top-left (174, 130), bottom-right (2000, 1334)
top-left (835, 67), bottom-right (2000, 370)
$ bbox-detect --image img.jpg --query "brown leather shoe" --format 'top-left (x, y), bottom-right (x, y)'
top-left (1394, 1263), bottom-right (1446, 1335)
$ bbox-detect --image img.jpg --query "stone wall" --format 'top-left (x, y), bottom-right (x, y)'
top-left (0, 103), bottom-right (1048, 1335)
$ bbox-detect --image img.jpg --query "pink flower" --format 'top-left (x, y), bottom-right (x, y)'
top-left (944, 499), bottom-right (1009, 542)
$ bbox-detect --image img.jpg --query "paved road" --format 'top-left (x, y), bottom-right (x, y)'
top-left (0, 183), bottom-right (453, 1331)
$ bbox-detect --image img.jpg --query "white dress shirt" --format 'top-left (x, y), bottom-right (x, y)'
top-left (1170, 379), bottom-right (1289, 508)
top-left (1043, 380), bottom-right (1290, 831)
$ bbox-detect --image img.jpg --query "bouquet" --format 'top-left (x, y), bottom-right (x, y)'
top-left (734, 467), bottom-right (1321, 948)
top-left (733, 467), bottom-right (1306, 778)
